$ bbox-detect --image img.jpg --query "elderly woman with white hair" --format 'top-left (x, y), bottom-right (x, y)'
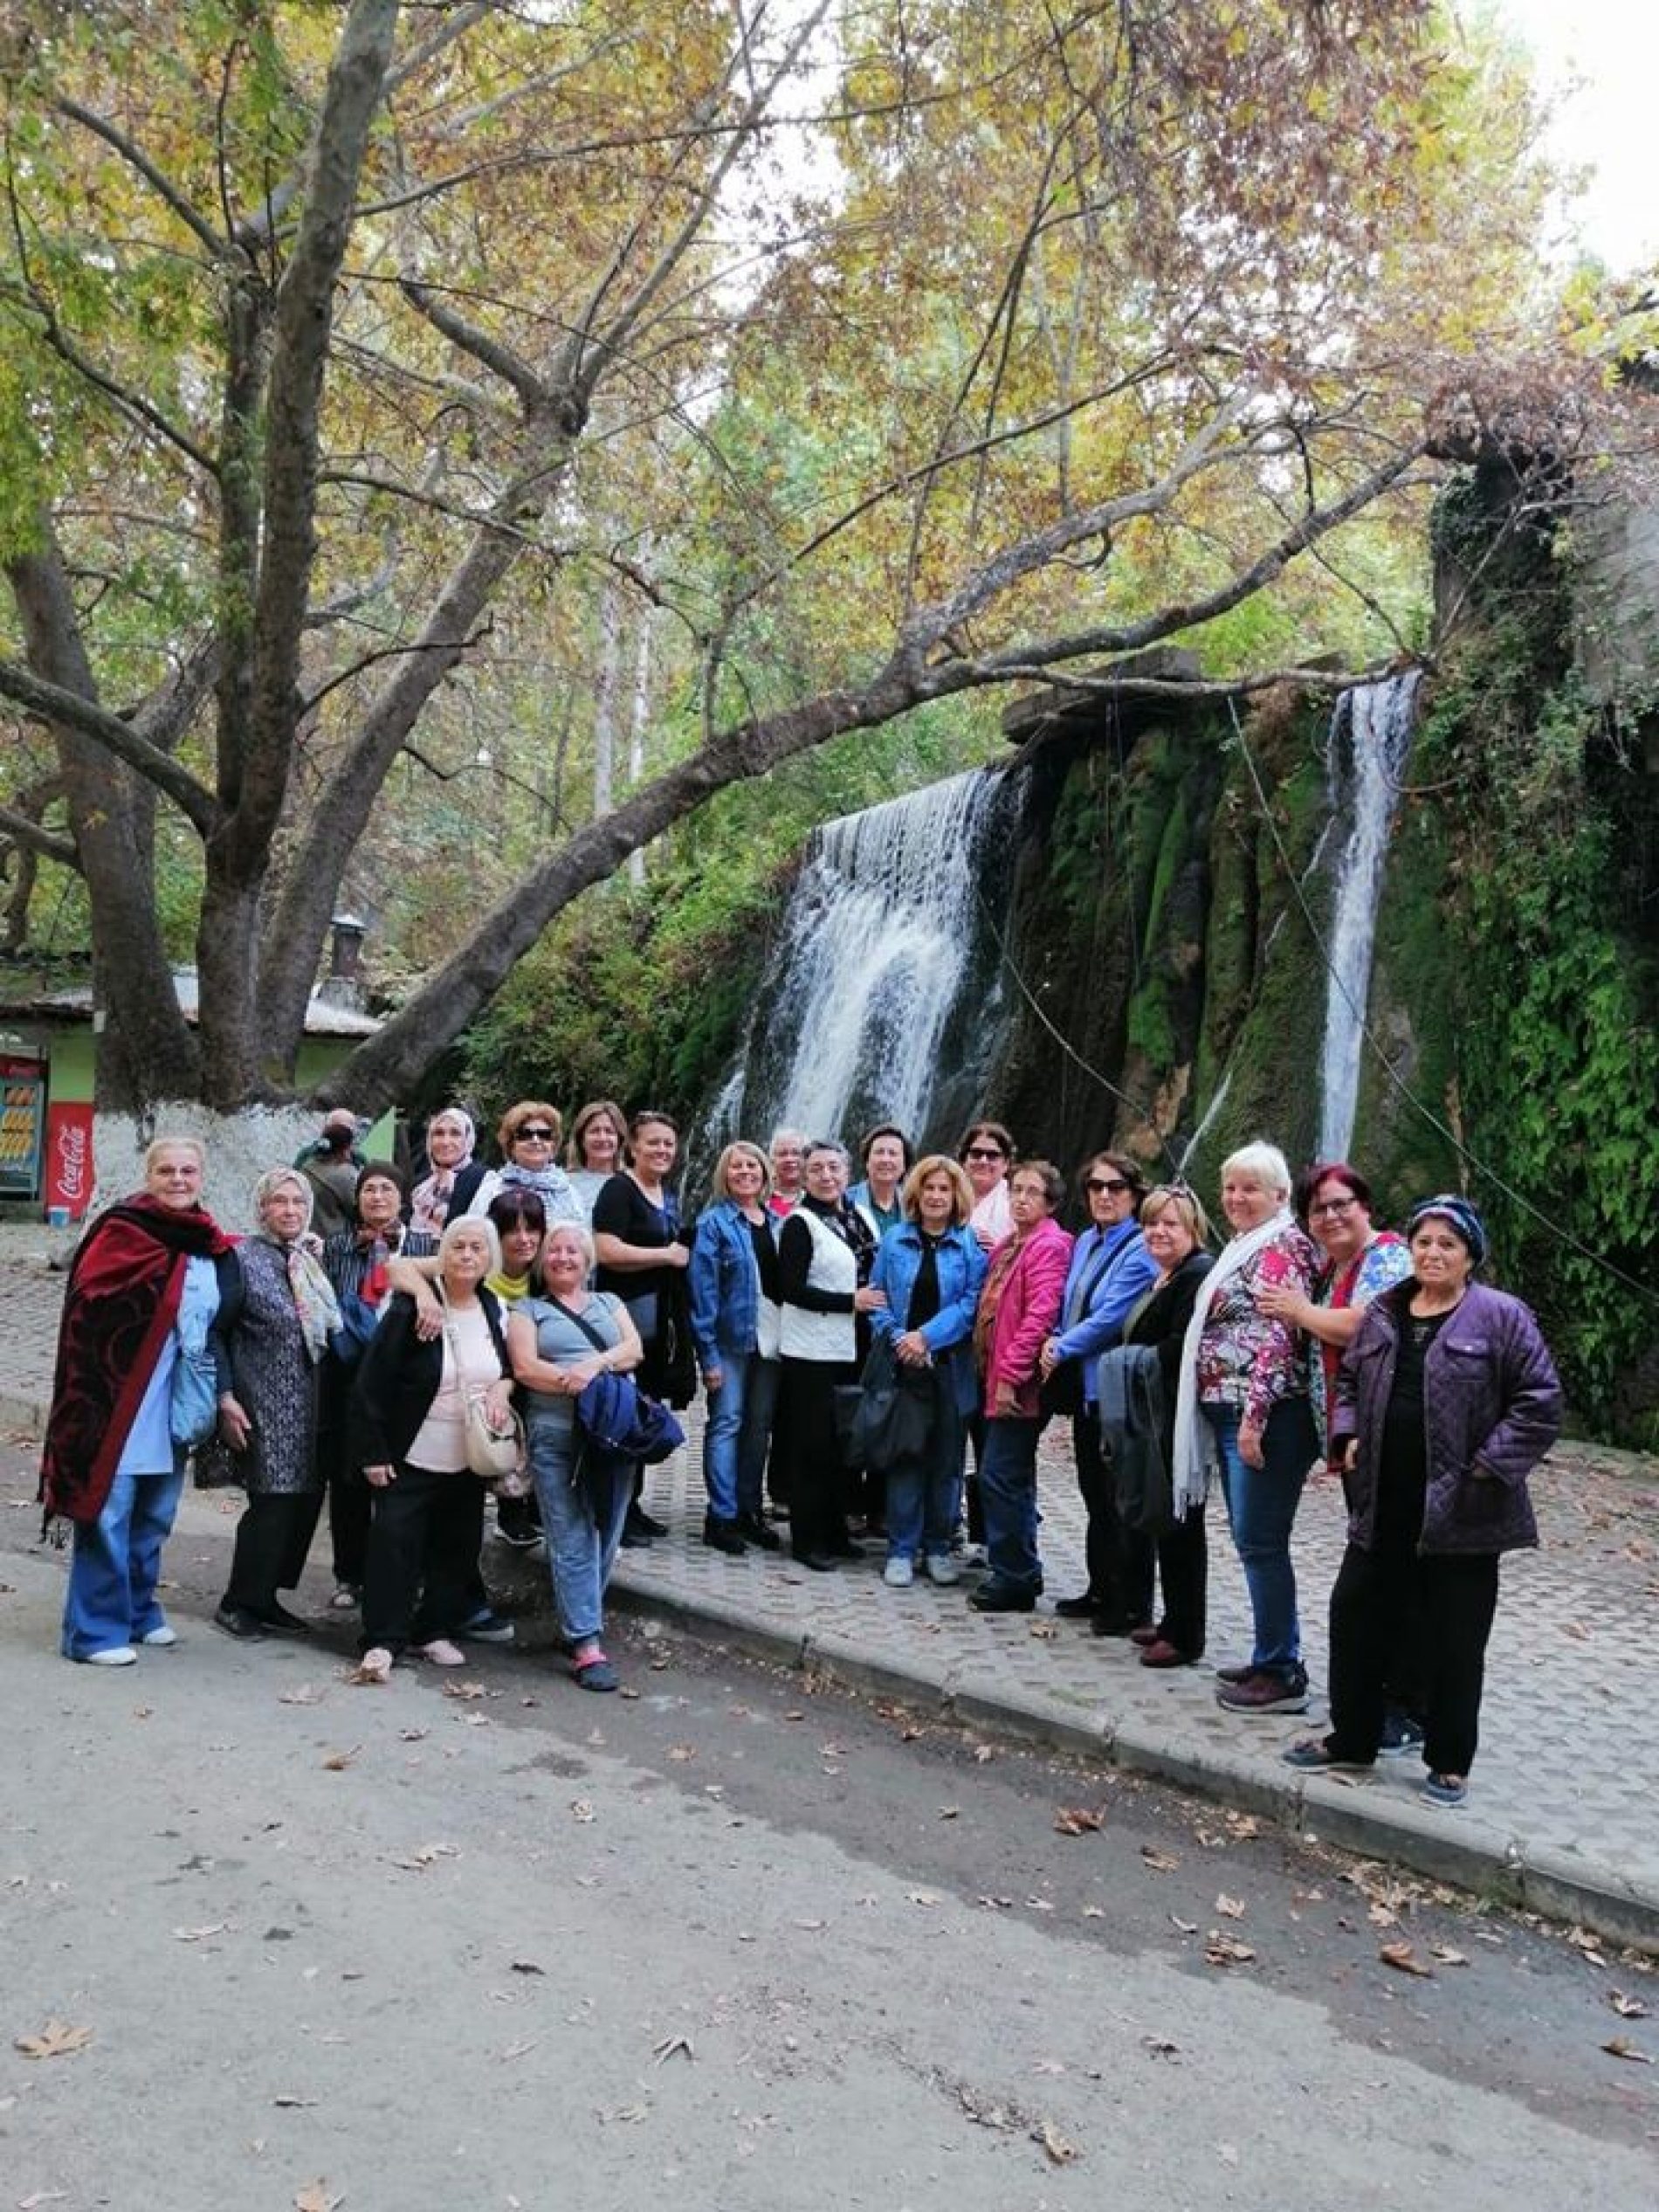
top-left (1171, 1141), bottom-right (1319, 1714)
top-left (211, 1167), bottom-right (343, 1640)
top-left (348, 1212), bottom-right (519, 1677)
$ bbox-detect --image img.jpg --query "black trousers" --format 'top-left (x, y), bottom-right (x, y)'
top-left (361, 1461), bottom-right (487, 1653)
top-left (780, 1359), bottom-right (854, 1558)
top-left (224, 1490), bottom-right (324, 1616)
top-left (1327, 1540), bottom-right (1499, 1774)
top-left (1152, 1506), bottom-right (1208, 1659)
top-left (1071, 1410), bottom-right (1154, 1627)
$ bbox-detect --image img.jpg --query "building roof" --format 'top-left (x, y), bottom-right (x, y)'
top-left (0, 963), bottom-right (380, 1038)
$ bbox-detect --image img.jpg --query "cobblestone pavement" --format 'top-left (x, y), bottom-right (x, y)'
top-left (4, 1223), bottom-right (1656, 1948)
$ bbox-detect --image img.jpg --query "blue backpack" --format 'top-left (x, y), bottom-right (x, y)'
top-left (574, 1371), bottom-right (684, 1464)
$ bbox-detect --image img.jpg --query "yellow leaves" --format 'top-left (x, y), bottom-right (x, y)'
top-left (14, 2019), bottom-right (93, 2059)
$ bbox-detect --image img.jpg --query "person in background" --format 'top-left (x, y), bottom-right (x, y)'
top-left (294, 1107), bottom-right (366, 1238)
top-left (42, 1138), bottom-right (236, 1664)
top-left (689, 1141), bottom-right (783, 1555)
top-left (867, 1156), bottom-right (986, 1588)
top-left (317, 1163), bottom-right (436, 1614)
top-left (350, 1215), bottom-right (517, 1678)
top-left (1288, 1196), bottom-right (1561, 1809)
top-left (1039, 1151), bottom-right (1158, 1634)
top-left (509, 1222), bottom-right (645, 1692)
top-left (1110, 1183), bottom-right (1215, 1669)
top-left (767, 1128), bottom-right (807, 1218)
top-left (409, 1107), bottom-right (487, 1237)
top-left (211, 1168), bottom-right (342, 1639)
top-left (849, 1125), bottom-right (912, 1242)
top-left (776, 1140), bottom-right (885, 1570)
top-left (593, 1109), bottom-right (694, 1545)
top-left (468, 1100), bottom-right (583, 1225)
top-left (1258, 1158), bottom-right (1416, 1748)
top-left (1171, 1141), bottom-right (1319, 1714)
top-left (959, 1119), bottom-right (1015, 1253)
top-left (969, 1160), bottom-right (1072, 1613)
top-left (566, 1099), bottom-right (630, 1221)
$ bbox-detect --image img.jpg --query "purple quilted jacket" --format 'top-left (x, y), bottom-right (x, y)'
top-left (1329, 1280), bottom-right (1562, 1556)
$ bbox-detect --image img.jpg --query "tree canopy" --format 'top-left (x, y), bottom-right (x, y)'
top-left (0, 0), bottom-right (1593, 1113)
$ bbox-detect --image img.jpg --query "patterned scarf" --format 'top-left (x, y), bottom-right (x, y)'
top-left (251, 1169), bottom-right (342, 1363)
top-left (410, 1110), bottom-right (477, 1235)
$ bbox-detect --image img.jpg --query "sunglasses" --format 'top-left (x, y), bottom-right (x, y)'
top-left (964, 1146), bottom-right (1006, 1161)
top-left (514, 1127), bottom-right (556, 1142)
top-left (1086, 1176), bottom-right (1132, 1196)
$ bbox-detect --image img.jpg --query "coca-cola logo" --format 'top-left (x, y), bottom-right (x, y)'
top-left (55, 1121), bottom-right (88, 1200)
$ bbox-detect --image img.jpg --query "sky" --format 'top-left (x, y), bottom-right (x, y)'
top-left (1489, 0), bottom-right (1657, 274)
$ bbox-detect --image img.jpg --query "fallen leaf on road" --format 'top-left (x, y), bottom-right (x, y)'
top-left (603, 2101), bottom-right (651, 2123)
top-left (321, 1747), bottom-right (360, 1771)
top-left (442, 1679), bottom-right (487, 1701)
top-left (293, 2183), bottom-right (342, 2212)
top-left (398, 1726), bottom-right (428, 1742)
top-left (938, 1805), bottom-right (960, 1820)
top-left (279, 1685), bottom-right (325, 1706)
top-left (272, 2094), bottom-right (315, 2109)
top-left (570, 1800), bottom-right (595, 1823)
top-left (975, 1896), bottom-right (1013, 1910)
top-left (346, 1658), bottom-right (387, 1685)
top-left (392, 1843), bottom-right (458, 1870)
top-left (908, 1890), bottom-right (941, 1908)
top-left (1562, 1620), bottom-right (1589, 1640)
top-left (1430, 1944), bottom-right (1470, 1967)
top-left (1215, 1894), bottom-right (1245, 1919)
top-left (1082, 1905), bottom-right (1105, 1919)
top-left (510, 1960), bottom-right (545, 1976)
top-left (1139, 1845), bottom-right (1180, 1872)
top-left (14, 2022), bottom-right (93, 2060)
top-left (1380, 1942), bottom-right (1434, 1980)
top-left (172, 1923), bottom-right (228, 1942)
top-left (1601, 2036), bottom-right (1653, 2064)
top-left (498, 2039), bottom-right (538, 2063)
top-left (667, 1745), bottom-right (696, 1762)
top-left (1026, 1897), bottom-right (1055, 1912)
top-left (652, 2034), bottom-right (694, 2064)
top-left (1028, 1621), bottom-right (1059, 1640)
top-left (618, 1686), bottom-right (641, 1699)
top-left (1224, 1812), bottom-right (1260, 1839)
top-left (971, 1743), bottom-right (995, 1763)
top-left (1036, 2119), bottom-right (1078, 2165)
top-left (1609, 1991), bottom-right (1650, 2020)
top-left (1204, 1933), bottom-right (1256, 1967)
top-left (1142, 2036), bottom-right (1180, 2058)
top-left (18, 2191), bottom-right (68, 2208)
top-left (1032, 2058), bottom-right (1065, 2075)
top-left (1054, 1807), bottom-right (1105, 1836)
top-left (793, 1917), bottom-right (827, 1931)
top-left (957, 2086), bottom-right (1014, 2131)
top-left (1169, 1914), bottom-right (1198, 1934)
top-left (131, 1705), bottom-right (153, 1719)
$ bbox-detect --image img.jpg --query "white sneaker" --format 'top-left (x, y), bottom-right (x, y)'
top-left (82, 1646), bottom-right (137, 1667)
top-left (140, 1624), bottom-right (178, 1647)
top-left (883, 1556), bottom-right (915, 1588)
top-left (959, 1543), bottom-right (989, 1570)
top-left (923, 1553), bottom-right (961, 1587)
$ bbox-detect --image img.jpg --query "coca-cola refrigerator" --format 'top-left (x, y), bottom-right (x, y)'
top-left (1, 1056), bottom-right (46, 1202)
top-left (44, 1099), bottom-right (94, 1221)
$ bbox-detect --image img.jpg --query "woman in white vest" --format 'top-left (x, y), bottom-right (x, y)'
top-left (776, 1140), bottom-right (884, 1570)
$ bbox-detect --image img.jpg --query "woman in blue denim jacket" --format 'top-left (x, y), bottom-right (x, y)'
top-left (688, 1141), bottom-right (783, 1556)
top-left (867, 1155), bottom-right (988, 1588)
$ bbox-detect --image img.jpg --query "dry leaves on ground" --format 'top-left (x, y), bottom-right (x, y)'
top-left (279, 1684), bottom-right (325, 1706)
top-left (667, 1745), bottom-right (696, 1762)
top-left (1204, 1932), bottom-right (1256, 1967)
top-left (652, 2034), bottom-right (694, 2064)
top-left (293, 2183), bottom-right (343, 2212)
top-left (908, 1890), bottom-right (941, 1908)
top-left (1139, 1845), bottom-right (1180, 1873)
top-left (570, 1800), bottom-right (595, 1823)
top-left (1600, 2036), bottom-right (1653, 2064)
top-left (1053, 1807), bottom-right (1105, 1836)
top-left (172, 1923), bottom-right (228, 1942)
top-left (1609, 1990), bottom-right (1649, 2019)
top-left (1215, 1894), bottom-right (1245, 1919)
top-left (14, 2022), bottom-right (93, 2060)
top-left (1142, 2036), bottom-right (1180, 2059)
top-left (321, 1747), bottom-right (360, 1771)
top-left (1036, 2118), bottom-right (1078, 2165)
top-left (1430, 1943), bottom-right (1470, 1967)
top-left (442, 1679), bottom-right (487, 1702)
top-left (391, 1843), bottom-right (459, 1871)
top-left (1380, 1942), bottom-right (1435, 1980)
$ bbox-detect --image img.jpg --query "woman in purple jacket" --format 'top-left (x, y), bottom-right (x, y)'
top-left (1285, 1196), bottom-right (1561, 1807)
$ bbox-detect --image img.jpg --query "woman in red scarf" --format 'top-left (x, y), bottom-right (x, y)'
top-left (40, 1138), bottom-right (236, 1664)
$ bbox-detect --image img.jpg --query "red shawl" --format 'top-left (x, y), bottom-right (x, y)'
top-left (39, 1195), bottom-right (235, 1528)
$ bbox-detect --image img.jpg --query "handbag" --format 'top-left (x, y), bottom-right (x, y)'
top-left (169, 1340), bottom-right (219, 1447)
top-left (437, 1284), bottom-right (527, 1484)
top-left (836, 1337), bottom-right (933, 1470)
top-left (564, 1299), bottom-right (685, 1464)
top-left (1037, 1359), bottom-right (1083, 1422)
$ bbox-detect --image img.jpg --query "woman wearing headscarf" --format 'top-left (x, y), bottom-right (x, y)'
top-left (317, 1163), bottom-right (437, 1613)
top-left (41, 1137), bottom-right (237, 1664)
top-left (410, 1107), bottom-right (487, 1237)
top-left (776, 1140), bottom-right (885, 1570)
top-left (350, 1213), bottom-right (519, 1678)
top-left (689, 1140), bottom-right (783, 1554)
top-left (968, 1159), bottom-right (1072, 1613)
top-left (1170, 1141), bottom-right (1318, 1714)
top-left (566, 1099), bottom-right (630, 1221)
top-left (210, 1168), bottom-right (343, 1640)
top-left (1038, 1151), bottom-right (1158, 1634)
top-left (467, 1100), bottom-right (583, 1225)
top-left (1287, 1196), bottom-right (1561, 1808)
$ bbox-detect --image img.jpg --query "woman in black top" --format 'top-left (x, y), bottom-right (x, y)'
top-left (592, 1109), bottom-right (693, 1544)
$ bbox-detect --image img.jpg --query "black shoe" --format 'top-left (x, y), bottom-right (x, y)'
top-left (1090, 1613), bottom-right (1139, 1638)
top-left (830, 1534), bottom-right (866, 1559)
top-left (796, 1551), bottom-right (840, 1573)
top-left (968, 1583), bottom-right (1036, 1614)
top-left (620, 1526), bottom-right (652, 1549)
top-left (1055, 1593), bottom-right (1102, 1620)
top-left (635, 1508), bottom-right (670, 1540)
top-left (255, 1602), bottom-right (312, 1637)
top-left (622, 1509), bottom-right (655, 1547)
top-left (214, 1602), bottom-right (268, 1641)
top-left (738, 1514), bottom-right (781, 1552)
top-left (702, 1518), bottom-right (747, 1556)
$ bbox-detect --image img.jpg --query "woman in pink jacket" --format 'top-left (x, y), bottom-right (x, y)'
top-left (969, 1160), bottom-right (1073, 1613)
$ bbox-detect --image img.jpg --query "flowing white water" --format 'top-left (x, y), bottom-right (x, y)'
top-left (1175, 1067), bottom-right (1233, 1179)
top-left (1317, 672), bottom-right (1422, 1161)
top-left (748, 768), bottom-right (1014, 1146)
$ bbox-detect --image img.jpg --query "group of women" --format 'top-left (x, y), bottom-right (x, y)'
top-left (41, 1108), bottom-right (1562, 1799)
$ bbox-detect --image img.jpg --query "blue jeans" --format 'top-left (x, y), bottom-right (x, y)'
top-left (885, 1371), bottom-right (965, 1563)
top-left (979, 1416), bottom-right (1042, 1595)
top-left (702, 1351), bottom-right (780, 1523)
top-left (1203, 1398), bottom-right (1318, 1677)
top-left (61, 1455), bottom-right (185, 1659)
top-left (530, 1421), bottom-right (631, 1647)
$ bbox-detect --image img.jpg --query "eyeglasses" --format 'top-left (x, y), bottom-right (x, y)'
top-left (964, 1147), bottom-right (1006, 1161)
top-left (1086, 1176), bottom-right (1132, 1196)
top-left (514, 1127), bottom-right (555, 1142)
top-left (1309, 1196), bottom-right (1359, 1217)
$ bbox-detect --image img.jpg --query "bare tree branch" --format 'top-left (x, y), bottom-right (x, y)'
top-left (0, 656), bottom-right (222, 833)
top-left (0, 801), bottom-right (79, 869)
top-left (53, 96), bottom-right (231, 261)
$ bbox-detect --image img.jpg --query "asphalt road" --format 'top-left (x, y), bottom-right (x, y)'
top-left (3, 1443), bottom-right (1655, 2212)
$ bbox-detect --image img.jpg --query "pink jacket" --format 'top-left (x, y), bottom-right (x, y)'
top-left (980, 1216), bottom-right (1074, 1418)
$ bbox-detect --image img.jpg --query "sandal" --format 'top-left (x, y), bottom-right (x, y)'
top-left (571, 1644), bottom-right (619, 1692)
top-left (416, 1637), bottom-right (466, 1667)
top-left (1421, 1771), bottom-right (1468, 1808)
top-left (1283, 1735), bottom-right (1372, 1771)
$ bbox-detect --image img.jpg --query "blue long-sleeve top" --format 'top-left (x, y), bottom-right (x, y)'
top-left (1051, 1218), bottom-right (1159, 1407)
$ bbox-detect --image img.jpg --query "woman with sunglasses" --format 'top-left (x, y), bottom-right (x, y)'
top-left (466, 1101), bottom-right (583, 1226)
top-left (1038, 1152), bottom-right (1158, 1632)
top-left (958, 1120), bottom-right (1015, 1254)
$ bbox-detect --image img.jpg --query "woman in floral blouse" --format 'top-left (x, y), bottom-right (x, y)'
top-left (1171, 1142), bottom-right (1318, 1716)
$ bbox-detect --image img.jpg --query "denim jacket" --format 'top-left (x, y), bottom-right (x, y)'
top-left (689, 1201), bottom-right (774, 1368)
top-left (870, 1223), bottom-right (988, 1416)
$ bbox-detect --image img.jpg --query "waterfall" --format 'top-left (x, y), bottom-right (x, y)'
top-left (1317, 671), bottom-right (1421, 1161)
top-left (721, 766), bottom-right (1018, 1154)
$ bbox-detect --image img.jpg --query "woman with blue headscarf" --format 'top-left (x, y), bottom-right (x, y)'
top-left (1284, 1196), bottom-right (1561, 1809)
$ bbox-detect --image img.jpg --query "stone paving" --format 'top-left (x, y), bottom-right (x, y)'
top-left (4, 1223), bottom-right (1657, 1949)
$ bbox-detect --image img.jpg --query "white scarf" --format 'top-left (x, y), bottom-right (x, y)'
top-left (1169, 1207), bottom-right (1291, 1517)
